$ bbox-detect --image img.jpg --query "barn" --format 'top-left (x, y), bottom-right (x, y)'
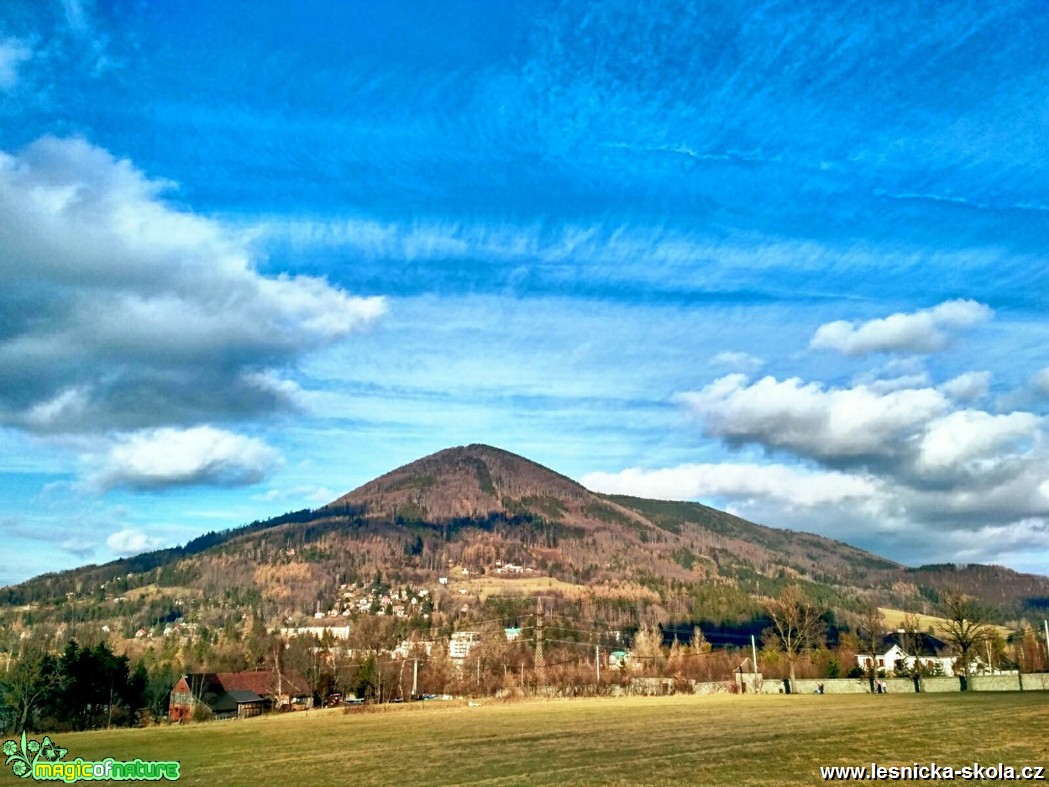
top-left (168, 669), bottom-right (312, 721)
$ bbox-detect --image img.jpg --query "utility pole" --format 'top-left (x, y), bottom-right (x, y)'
top-left (535, 597), bottom-right (545, 687)
top-left (595, 643), bottom-right (601, 684)
top-left (1043, 620), bottom-right (1049, 668)
top-left (751, 634), bottom-right (759, 679)
top-left (412, 658), bottom-right (418, 700)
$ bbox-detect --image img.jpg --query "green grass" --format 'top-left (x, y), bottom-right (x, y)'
top-left (3, 693), bottom-right (1047, 786)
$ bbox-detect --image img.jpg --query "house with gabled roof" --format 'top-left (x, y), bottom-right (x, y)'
top-left (168, 669), bottom-right (312, 721)
top-left (856, 632), bottom-right (955, 677)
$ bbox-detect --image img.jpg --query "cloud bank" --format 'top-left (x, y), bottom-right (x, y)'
top-left (589, 300), bottom-right (1049, 566)
top-left (0, 136), bottom-right (385, 436)
top-left (0, 136), bottom-right (387, 493)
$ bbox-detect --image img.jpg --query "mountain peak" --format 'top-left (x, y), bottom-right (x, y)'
top-left (325, 444), bottom-right (588, 520)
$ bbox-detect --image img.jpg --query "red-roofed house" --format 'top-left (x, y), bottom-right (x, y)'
top-left (168, 669), bottom-right (313, 721)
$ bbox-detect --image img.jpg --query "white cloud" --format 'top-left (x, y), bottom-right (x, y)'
top-left (106, 527), bottom-right (165, 556)
top-left (585, 457), bottom-right (1049, 568)
top-left (810, 299), bottom-right (992, 356)
top-left (917, 410), bottom-right (1040, 471)
top-left (675, 370), bottom-right (1049, 538)
top-left (0, 136), bottom-right (386, 433)
top-left (677, 374), bottom-right (949, 461)
top-left (582, 462), bottom-right (880, 508)
top-left (83, 426), bottom-right (282, 491)
top-left (940, 371), bottom-right (991, 402)
top-left (0, 38), bottom-right (32, 90)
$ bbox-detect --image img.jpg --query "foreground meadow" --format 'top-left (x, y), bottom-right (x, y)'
top-left (3, 692), bottom-right (1047, 785)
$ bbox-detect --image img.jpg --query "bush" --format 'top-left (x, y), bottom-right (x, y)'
top-left (191, 702), bottom-right (213, 723)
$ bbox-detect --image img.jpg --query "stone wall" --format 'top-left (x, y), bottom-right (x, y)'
top-left (604, 672), bottom-right (1049, 697)
top-left (756, 674), bottom-right (1049, 694)
top-left (921, 676), bottom-right (963, 692)
top-left (971, 674), bottom-right (1022, 692)
top-left (793, 678), bottom-right (869, 694)
top-left (1020, 673), bottom-right (1049, 691)
top-left (693, 680), bottom-right (736, 695)
top-left (885, 678), bottom-right (916, 693)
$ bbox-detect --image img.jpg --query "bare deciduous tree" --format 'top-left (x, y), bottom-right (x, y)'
top-left (764, 585), bottom-right (825, 692)
top-left (856, 603), bottom-right (885, 692)
top-left (940, 590), bottom-right (993, 687)
top-left (2, 644), bottom-right (58, 732)
top-left (899, 612), bottom-right (928, 677)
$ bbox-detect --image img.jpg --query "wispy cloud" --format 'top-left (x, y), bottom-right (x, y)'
top-left (0, 38), bottom-right (32, 90)
top-left (5, 0), bottom-right (1049, 580)
top-left (710, 351), bottom-right (765, 373)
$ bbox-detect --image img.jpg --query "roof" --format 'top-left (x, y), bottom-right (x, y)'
top-left (176, 673), bottom-right (224, 699)
top-left (214, 670), bottom-right (310, 697)
top-left (226, 690), bottom-right (266, 704)
top-left (878, 632), bottom-right (950, 657)
top-left (179, 670), bottom-right (310, 699)
top-left (209, 690), bottom-right (266, 713)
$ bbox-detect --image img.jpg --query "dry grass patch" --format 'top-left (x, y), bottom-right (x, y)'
top-left (879, 607), bottom-right (1013, 639)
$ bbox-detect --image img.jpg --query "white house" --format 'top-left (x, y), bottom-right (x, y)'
top-left (856, 632), bottom-right (955, 676)
top-left (392, 639), bottom-right (436, 659)
top-left (279, 624), bottom-right (352, 641)
top-left (450, 631), bottom-right (481, 662)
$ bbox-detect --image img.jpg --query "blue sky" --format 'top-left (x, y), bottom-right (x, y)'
top-left (2, 0), bottom-right (1049, 586)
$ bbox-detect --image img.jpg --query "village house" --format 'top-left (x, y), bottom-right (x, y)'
top-left (449, 631), bottom-right (481, 662)
top-left (856, 632), bottom-right (956, 676)
top-left (168, 669), bottom-right (312, 722)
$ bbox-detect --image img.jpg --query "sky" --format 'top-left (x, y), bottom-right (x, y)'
top-left (2, 0), bottom-right (1049, 586)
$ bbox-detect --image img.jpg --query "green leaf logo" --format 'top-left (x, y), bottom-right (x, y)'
top-left (3, 732), bottom-right (66, 779)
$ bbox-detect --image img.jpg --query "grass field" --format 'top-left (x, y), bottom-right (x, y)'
top-left (460, 575), bottom-right (589, 600)
top-left (4, 693), bottom-right (1047, 785)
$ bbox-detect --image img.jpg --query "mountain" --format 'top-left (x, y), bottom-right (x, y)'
top-left (3, 445), bottom-right (1048, 638)
top-left (326, 444), bottom-right (899, 585)
top-left (327, 444), bottom-right (591, 519)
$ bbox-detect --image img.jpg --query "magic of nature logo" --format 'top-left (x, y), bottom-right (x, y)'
top-left (3, 732), bottom-right (180, 781)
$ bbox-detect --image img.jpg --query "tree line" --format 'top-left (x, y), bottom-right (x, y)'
top-left (0, 640), bottom-right (174, 734)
